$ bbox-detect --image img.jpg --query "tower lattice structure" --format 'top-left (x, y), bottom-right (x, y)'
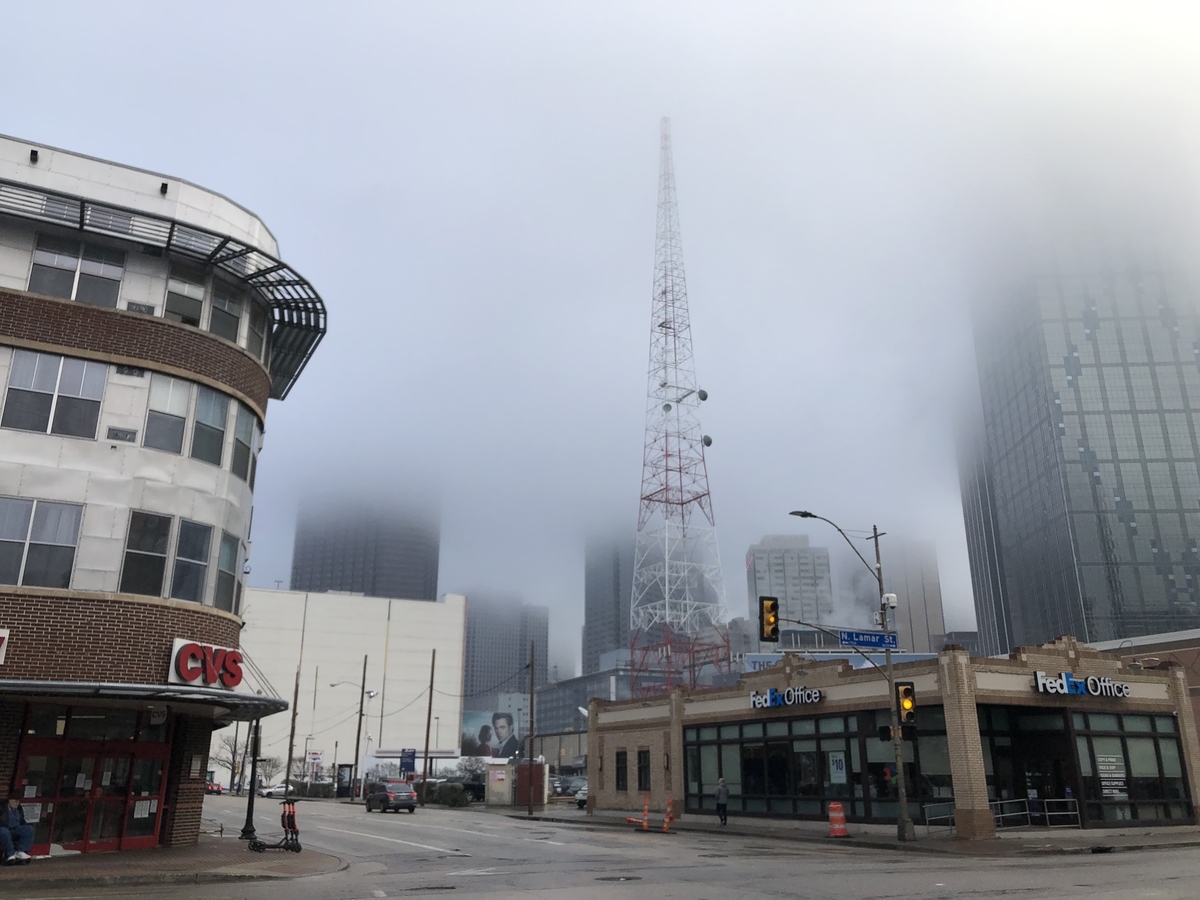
top-left (629, 119), bottom-right (728, 688)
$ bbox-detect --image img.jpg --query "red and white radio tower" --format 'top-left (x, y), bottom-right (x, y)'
top-left (629, 118), bottom-right (729, 695)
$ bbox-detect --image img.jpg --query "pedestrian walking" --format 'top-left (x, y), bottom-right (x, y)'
top-left (715, 777), bottom-right (729, 827)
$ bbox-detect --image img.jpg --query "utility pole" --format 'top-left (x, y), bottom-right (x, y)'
top-left (352, 654), bottom-right (367, 800)
top-left (284, 667), bottom-right (301, 800)
top-left (239, 719), bottom-right (260, 840)
top-left (875, 525), bottom-right (916, 842)
top-left (527, 639), bottom-right (536, 817)
top-left (420, 649), bottom-right (436, 807)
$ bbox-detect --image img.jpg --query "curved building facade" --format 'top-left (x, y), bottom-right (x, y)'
top-left (0, 135), bottom-right (324, 851)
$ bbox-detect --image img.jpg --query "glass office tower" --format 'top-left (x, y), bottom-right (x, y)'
top-left (963, 261), bottom-right (1200, 651)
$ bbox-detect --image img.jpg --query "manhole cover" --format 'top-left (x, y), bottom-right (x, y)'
top-left (597, 876), bottom-right (643, 882)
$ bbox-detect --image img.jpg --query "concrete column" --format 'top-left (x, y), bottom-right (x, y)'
top-left (668, 689), bottom-right (685, 818)
top-left (1167, 665), bottom-right (1200, 810)
top-left (938, 649), bottom-right (995, 840)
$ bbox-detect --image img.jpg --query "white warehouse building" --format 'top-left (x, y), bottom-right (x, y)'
top-left (212, 589), bottom-right (467, 792)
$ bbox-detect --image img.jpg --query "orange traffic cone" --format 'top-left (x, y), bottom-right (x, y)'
top-left (662, 796), bottom-right (675, 833)
top-left (828, 801), bottom-right (848, 838)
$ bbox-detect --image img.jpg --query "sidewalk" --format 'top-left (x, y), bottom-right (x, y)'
top-left (0, 833), bottom-right (343, 892)
top-left (496, 805), bottom-right (1200, 857)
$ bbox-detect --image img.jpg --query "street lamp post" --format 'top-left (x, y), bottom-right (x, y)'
top-left (332, 661), bottom-right (377, 801)
top-left (790, 510), bottom-right (916, 843)
top-left (239, 719), bottom-right (261, 841)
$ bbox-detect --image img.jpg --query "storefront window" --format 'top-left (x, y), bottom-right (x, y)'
top-left (26, 706), bottom-right (68, 737)
top-left (1123, 715), bottom-right (1153, 733)
top-left (69, 709), bottom-right (137, 742)
top-left (917, 734), bottom-right (953, 800)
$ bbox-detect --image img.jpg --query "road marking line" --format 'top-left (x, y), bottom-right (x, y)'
top-left (386, 822), bottom-right (500, 838)
top-left (446, 867), bottom-right (499, 876)
top-left (523, 837), bottom-right (565, 846)
top-left (372, 891), bottom-right (387, 898)
top-left (310, 825), bottom-right (467, 855)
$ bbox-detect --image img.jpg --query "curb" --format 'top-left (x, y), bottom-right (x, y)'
top-left (506, 813), bottom-right (1200, 858)
top-left (0, 851), bottom-right (350, 892)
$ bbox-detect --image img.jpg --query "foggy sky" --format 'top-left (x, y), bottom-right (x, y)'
top-left (6, 3), bottom-right (1200, 674)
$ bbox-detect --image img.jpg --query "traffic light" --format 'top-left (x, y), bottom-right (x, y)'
top-left (758, 596), bottom-right (780, 643)
top-left (896, 681), bottom-right (916, 725)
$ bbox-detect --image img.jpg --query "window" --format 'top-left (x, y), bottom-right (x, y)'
top-left (231, 404), bottom-right (258, 482)
top-left (144, 374), bottom-right (189, 454)
top-left (209, 285), bottom-right (242, 343)
top-left (615, 751), bottom-right (628, 791)
top-left (27, 235), bottom-right (125, 307)
top-left (171, 520), bottom-right (212, 603)
top-left (214, 532), bottom-right (240, 612)
top-left (165, 264), bottom-right (205, 327)
top-left (637, 749), bottom-right (651, 792)
top-left (120, 512), bottom-right (172, 596)
top-left (191, 386), bottom-right (228, 466)
top-left (247, 302), bottom-right (268, 359)
top-left (2, 350), bottom-right (106, 438)
top-left (0, 498), bottom-right (81, 588)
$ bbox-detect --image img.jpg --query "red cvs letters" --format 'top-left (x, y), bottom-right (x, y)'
top-left (173, 642), bottom-right (244, 688)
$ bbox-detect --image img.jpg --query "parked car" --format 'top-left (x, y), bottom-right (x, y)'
top-left (575, 784), bottom-right (588, 809)
top-left (461, 779), bottom-right (485, 802)
top-left (258, 784), bottom-right (287, 798)
top-left (205, 781), bottom-right (223, 795)
top-left (549, 775), bottom-right (562, 795)
top-left (560, 776), bottom-right (585, 796)
top-left (366, 780), bottom-right (417, 813)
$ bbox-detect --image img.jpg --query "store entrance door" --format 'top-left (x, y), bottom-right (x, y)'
top-left (1010, 715), bottom-right (1076, 826)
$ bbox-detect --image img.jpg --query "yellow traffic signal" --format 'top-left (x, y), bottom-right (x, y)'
top-left (759, 596), bottom-right (780, 643)
top-left (896, 681), bottom-right (916, 724)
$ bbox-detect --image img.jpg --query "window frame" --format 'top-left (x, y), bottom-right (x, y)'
top-left (26, 234), bottom-right (126, 308)
top-left (118, 510), bottom-right (174, 598)
top-left (143, 373), bottom-right (192, 455)
top-left (637, 749), bottom-right (651, 792)
top-left (0, 497), bottom-right (83, 589)
top-left (170, 519), bottom-right (213, 604)
top-left (615, 750), bottom-right (628, 792)
top-left (1, 350), bottom-right (107, 440)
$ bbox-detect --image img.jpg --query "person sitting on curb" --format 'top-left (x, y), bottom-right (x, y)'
top-left (0, 794), bottom-right (34, 864)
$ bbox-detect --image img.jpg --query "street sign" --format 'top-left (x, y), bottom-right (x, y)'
top-left (838, 630), bottom-right (898, 650)
top-left (399, 748), bottom-right (417, 773)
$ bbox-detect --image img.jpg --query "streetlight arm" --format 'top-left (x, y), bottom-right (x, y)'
top-left (790, 511), bottom-right (879, 588)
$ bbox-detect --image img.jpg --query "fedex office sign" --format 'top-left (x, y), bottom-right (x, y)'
top-left (169, 638), bottom-right (244, 689)
top-left (749, 686), bottom-right (822, 709)
top-left (1035, 670), bottom-right (1130, 698)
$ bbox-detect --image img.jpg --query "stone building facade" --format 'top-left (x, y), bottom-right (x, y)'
top-left (588, 638), bottom-right (1200, 838)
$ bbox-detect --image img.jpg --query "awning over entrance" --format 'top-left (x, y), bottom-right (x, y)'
top-left (0, 680), bottom-right (288, 723)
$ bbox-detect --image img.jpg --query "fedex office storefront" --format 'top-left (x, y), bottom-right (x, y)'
top-left (587, 638), bottom-right (1200, 838)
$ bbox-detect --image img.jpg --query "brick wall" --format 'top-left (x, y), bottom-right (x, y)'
top-left (161, 714), bottom-right (214, 846)
top-left (0, 288), bottom-right (269, 416)
top-left (0, 588), bottom-right (240, 684)
top-left (0, 701), bottom-right (22, 795)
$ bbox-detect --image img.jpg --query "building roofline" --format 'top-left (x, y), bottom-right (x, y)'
top-left (0, 132), bottom-right (278, 246)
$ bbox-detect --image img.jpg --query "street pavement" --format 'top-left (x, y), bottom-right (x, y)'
top-left (11, 796), bottom-right (1200, 899)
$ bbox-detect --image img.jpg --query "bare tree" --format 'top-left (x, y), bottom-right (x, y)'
top-left (209, 734), bottom-right (242, 784)
top-left (257, 757), bottom-right (282, 785)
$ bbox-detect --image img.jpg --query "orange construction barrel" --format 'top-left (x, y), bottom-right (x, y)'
top-left (828, 801), bottom-right (848, 838)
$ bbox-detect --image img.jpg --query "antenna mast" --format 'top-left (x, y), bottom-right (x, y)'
top-left (630, 118), bottom-right (726, 651)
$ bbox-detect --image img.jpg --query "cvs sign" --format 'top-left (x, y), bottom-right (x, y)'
top-left (169, 638), bottom-right (244, 689)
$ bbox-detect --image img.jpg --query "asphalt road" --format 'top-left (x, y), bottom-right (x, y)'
top-left (25, 797), bottom-right (1200, 899)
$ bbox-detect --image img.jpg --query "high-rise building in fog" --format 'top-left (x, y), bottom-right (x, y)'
top-left (582, 534), bottom-right (635, 674)
top-left (289, 503), bottom-right (440, 601)
top-left (884, 539), bottom-right (945, 653)
top-left (463, 593), bottom-right (548, 712)
top-left (746, 535), bottom-right (834, 648)
top-left (962, 260), bottom-right (1200, 652)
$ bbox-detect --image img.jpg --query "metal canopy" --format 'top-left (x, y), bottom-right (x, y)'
top-left (0, 177), bottom-right (326, 400)
top-left (0, 679), bottom-right (288, 724)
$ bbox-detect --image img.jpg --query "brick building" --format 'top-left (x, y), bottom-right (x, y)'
top-left (0, 135), bottom-right (324, 851)
top-left (588, 637), bottom-right (1200, 837)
